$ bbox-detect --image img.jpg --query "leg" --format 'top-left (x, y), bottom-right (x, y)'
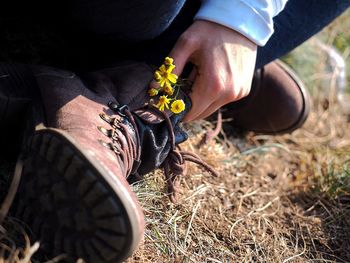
top-left (256, 0), bottom-right (350, 69)
top-left (0, 64), bottom-right (41, 159)
top-left (70, 0), bottom-right (187, 41)
top-left (54, 0), bottom-right (196, 70)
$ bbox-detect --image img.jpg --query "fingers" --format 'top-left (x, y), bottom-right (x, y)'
top-left (183, 68), bottom-right (221, 122)
top-left (195, 101), bottom-right (223, 121)
top-left (192, 84), bottom-right (250, 121)
top-left (183, 65), bottom-right (250, 122)
top-left (194, 79), bottom-right (247, 121)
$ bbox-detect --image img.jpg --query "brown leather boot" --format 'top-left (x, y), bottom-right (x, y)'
top-left (222, 60), bottom-right (311, 134)
top-left (9, 62), bottom-right (197, 263)
top-left (13, 64), bottom-right (147, 263)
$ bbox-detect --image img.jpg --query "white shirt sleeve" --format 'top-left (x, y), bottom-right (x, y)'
top-left (194, 0), bottom-right (288, 46)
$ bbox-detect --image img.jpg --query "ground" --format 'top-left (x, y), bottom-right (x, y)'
top-left (0, 9), bottom-right (350, 263)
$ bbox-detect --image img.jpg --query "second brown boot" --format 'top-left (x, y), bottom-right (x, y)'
top-left (222, 60), bottom-right (311, 134)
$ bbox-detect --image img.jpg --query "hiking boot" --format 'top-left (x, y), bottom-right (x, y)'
top-left (6, 62), bottom-right (200, 262)
top-left (222, 60), bottom-right (311, 134)
top-left (11, 64), bottom-right (147, 263)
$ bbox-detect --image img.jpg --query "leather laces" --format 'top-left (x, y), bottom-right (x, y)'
top-left (102, 102), bottom-right (218, 202)
top-left (99, 102), bottom-right (141, 176)
top-left (154, 107), bottom-right (218, 203)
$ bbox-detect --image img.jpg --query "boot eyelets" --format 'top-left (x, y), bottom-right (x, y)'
top-left (97, 126), bottom-right (112, 137)
top-left (99, 113), bottom-right (114, 124)
top-left (98, 139), bottom-right (121, 155)
top-left (112, 119), bottom-right (121, 129)
top-left (98, 139), bottom-right (112, 149)
top-left (111, 144), bottom-right (121, 155)
top-left (108, 101), bottom-right (119, 111)
top-left (111, 132), bottom-right (119, 142)
top-left (108, 101), bottom-right (129, 117)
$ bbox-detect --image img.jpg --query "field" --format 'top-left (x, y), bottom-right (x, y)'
top-left (0, 8), bottom-right (350, 263)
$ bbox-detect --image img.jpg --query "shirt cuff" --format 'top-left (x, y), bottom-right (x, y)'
top-left (194, 0), bottom-right (286, 46)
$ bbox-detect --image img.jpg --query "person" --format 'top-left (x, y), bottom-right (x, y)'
top-left (63, 0), bottom-right (350, 133)
top-left (0, 1), bottom-right (349, 263)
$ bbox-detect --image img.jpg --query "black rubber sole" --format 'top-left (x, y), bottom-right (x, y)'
top-left (13, 128), bottom-right (142, 262)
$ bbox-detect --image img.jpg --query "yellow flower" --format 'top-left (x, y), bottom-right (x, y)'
top-left (155, 64), bottom-right (178, 88)
top-left (164, 57), bottom-right (174, 66)
top-left (163, 85), bottom-right (174, 96)
top-left (170, 99), bottom-right (185, 114)
top-left (156, 95), bottom-right (171, 111)
top-left (148, 88), bottom-right (159, 97)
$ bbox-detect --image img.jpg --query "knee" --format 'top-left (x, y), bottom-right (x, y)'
top-left (72, 0), bottom-right (186, 41)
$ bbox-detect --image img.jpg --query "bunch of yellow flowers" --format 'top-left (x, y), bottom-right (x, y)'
top-left (148, 57), bottom-right (186, 114)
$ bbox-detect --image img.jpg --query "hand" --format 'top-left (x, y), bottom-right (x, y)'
top-left (165, 20), bottom-right (257, 122)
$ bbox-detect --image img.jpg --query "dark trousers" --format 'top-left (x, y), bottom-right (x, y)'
top-left (0, 0), bottom-right (349, 159)
top-left (69, 0), bottom-right (350, 69)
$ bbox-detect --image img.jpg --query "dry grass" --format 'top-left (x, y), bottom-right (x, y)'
top-left (127, 104), bottom-right (350, 262)
top-left (1, 8), bottom-right (350, 263)
top-left (0, 219), bottom-right (39, 263)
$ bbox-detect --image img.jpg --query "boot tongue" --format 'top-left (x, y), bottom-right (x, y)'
top-left (131, 86), bottom-right (192, 175)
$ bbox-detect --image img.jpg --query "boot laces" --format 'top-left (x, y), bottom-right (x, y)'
top-left (98, 102), bottom-right (141, 177)
top-left (152, 107), bottom-right (218, 203)
top-left (100, 102), bottom-right (218, 202)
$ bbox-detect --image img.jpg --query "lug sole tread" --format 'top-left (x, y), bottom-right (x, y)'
top-left (14, 130), bottom-right (135, 263)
